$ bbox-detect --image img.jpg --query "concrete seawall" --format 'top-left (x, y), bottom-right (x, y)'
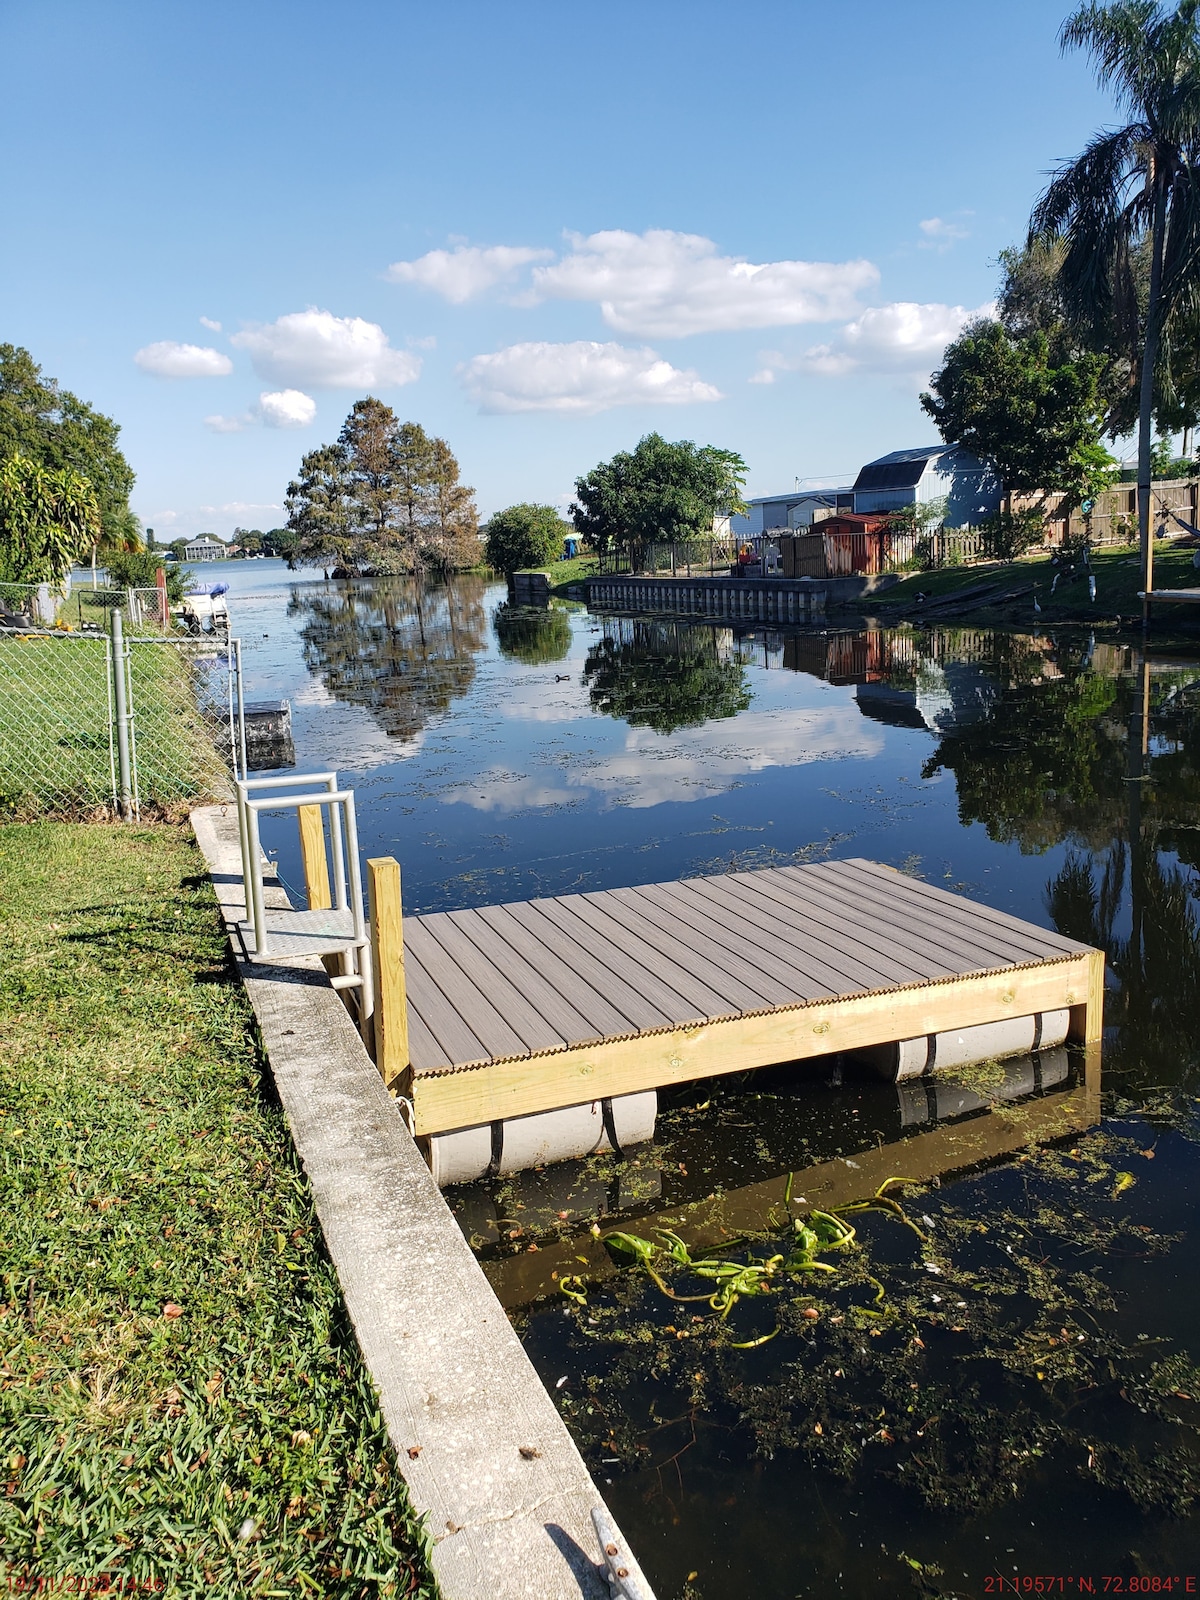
top-left (191, 803), bottom-right (654, 1600)
top-left (585, 571), bottom-right (898, 622)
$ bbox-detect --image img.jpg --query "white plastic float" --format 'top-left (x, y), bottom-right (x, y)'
top-left (850, 1009), bottom-right (1071, 1081)
top-left (426, 1090), bottom-right (657, 1187)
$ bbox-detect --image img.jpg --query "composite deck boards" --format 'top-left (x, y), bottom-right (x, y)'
top-left (444, 915), bottom-right (604, 1049)
top-left (403, 944), bottom-right (491, 1068)
top-left (596, 887), bottom-right (784, 1012)
top-left (784, 861), bottom-right (1048, 970)
top-left (415, 912), bottom-right (569, 1056)
top-left (479, 901), bottom-right (665, 1037)
top-left (823, 859), bottom-right (1082, 959)
top-left (704, 870), bottom-right (940, 992)
top-left (804, 861), bottom-right (1056, 966)
top-left (765, 865), bottom-right (1017, 978)
top-left (403, 920), bottom-right (530, 1062)
top-left (629, 882), bottom-right (833, 1005)
top-left (517, 898), bottom-right (702, 1030)
top-left (398, 859), bottom-right (1097, 1088)
top-left (539, 895), bottom-right (737, 1022)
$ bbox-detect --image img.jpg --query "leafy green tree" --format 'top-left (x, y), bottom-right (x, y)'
top-left (921, 320), bottom-right (1117, 507)
top-left (1029, 0), bottom-right (1200, 612)
top-left (0, 344), bottom-right (137, 550)
top-left (263, 526), bottom-right (300, 562)
top-left (492, 600), bottom-right (572, 663)
top-left (285, 403), bottom-right (478, 574)
top-left (427, 436), bottom-right (481, 572)
top-left (285, 441), bottom-right (355, 570)
top-left (485, 504), bottom-right (570, 573)
top-left (571, 433), bottom-right (747, 564)
top-left (582, 621), bottom-right (751, 734)
top-left (0, 452), bottom-right (100, 584)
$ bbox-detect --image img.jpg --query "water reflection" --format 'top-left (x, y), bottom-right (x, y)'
top-left (582, 617), bottom-right (751, 734)
top-left (285, 574), bottom-right (487, 740)
top-left (491, 601), bottom-right (572, 665)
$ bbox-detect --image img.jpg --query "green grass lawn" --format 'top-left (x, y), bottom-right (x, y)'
top-left (864, 539), bottom-right (1200, 623)
top-left (533, 555), bottom-right (599, 595)
top-left (0, 822), bottom-right (436, 1597)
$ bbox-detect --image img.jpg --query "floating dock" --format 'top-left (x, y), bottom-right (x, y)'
top-left (393, 858), bottom-right (1103, 1138)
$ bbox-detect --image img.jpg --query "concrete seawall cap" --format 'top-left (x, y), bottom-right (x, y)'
top-left (191, 804), bottom-right (656, 1600)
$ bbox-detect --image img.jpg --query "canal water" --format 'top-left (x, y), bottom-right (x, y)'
top-left (220, 560), bottom-right (1200, 1597)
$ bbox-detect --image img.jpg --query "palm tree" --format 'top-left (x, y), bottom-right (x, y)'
top-left (1030, 1), bottom-right (1200, 627)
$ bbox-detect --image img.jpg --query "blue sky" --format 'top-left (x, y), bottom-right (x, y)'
top-left (2, 1), bottom-right (1116, 538)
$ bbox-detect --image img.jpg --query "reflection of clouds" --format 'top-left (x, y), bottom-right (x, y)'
top-left (499, 698), bottom-right (586, 724)
top-left (583, 707), bottom-right (883, 808)
top-left (439, 706), bottom-right (880, 812)
top-left (439, 771), bottom-right (577, 812)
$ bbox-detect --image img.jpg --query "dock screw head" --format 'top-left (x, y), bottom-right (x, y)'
top-left (605, 1543), bottom-right (618, 1556)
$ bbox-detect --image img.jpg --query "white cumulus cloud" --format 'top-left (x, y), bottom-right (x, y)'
top-left (134, 341), bottom-right (233, 378)
top-left (205, 389), bottom-right (317, 433)
top-left (199, 316), bottom-right (223, 332)
top-left (460, 340), bottom-right (722, 414)
top-left (386, 244), bottom-right (553, 302)
top-left (230, 309), bottom-right (421, 388)
top-left (258, 389), bottom-right (317, 428)
top-left (798, 301), bottom-right (994, 379)
top-left (529, 229), bottom-right (879, 337)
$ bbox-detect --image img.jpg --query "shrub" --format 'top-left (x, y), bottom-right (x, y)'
top-left (484, 504), bottom-right (571, 573)
top-left (978, 508), bottom-right (1045, 562)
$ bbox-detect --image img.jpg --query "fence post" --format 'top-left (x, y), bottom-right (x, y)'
top-left (110, 607), bottom-right (133, 820)
top-left (298, 806), bottom-right (332, 908)
top-left (155, 567), bottom-right (168, 631)
top-left (367, 856), bottom-right (409, 1088)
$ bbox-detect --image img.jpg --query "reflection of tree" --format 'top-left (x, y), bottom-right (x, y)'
top-left (923, 660), bottom-right (1126, 853)
top-left (924, 632), bottom-right (1200, 855)
top-left (287, 574), bottom-right (487, 739)
top-left (492, 602), bottom-right (571, 665)
top-left (582, 618), bottom-right (750, 734)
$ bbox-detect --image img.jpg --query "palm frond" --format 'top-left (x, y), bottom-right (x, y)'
top-left (1061, 1), bottom-right (1162, 115)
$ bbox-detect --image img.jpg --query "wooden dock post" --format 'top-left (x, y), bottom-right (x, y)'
top-left (1068, 946), bottom-right (1105, 1046)
top-left (368, 856), bottom-right (410, 1088)
top-left (298, 805), bottom-right (332, 909)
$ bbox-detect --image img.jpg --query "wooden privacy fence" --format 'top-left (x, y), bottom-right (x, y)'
top-left (1004, 476), bottom-right (1200, 548)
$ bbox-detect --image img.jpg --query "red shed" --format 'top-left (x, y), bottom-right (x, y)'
top-left (818, 512), bottom-right (897, 576)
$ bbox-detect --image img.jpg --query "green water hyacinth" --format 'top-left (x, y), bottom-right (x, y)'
top-left (578, 1209), bottom-right (860, 1337)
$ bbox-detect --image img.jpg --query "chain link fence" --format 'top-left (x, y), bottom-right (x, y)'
top-left (0, 622), bottom-right (245, 820)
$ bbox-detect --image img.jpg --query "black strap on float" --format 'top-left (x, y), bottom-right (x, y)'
top-left (922, 1033), bottom-right (938, 1074)
top-left (600, 1097), bottom-right (625, 1160)
top-left (1031, 1011), bottom-right (1044, 1052)
top-left (923, 1078), bottom-right (940, 1125)
top-left (485, 1120), bottom-right (505, 1179)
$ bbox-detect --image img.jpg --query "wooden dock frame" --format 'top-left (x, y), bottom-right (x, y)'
top-left (362, 857), bottom-right (1104, 1145)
